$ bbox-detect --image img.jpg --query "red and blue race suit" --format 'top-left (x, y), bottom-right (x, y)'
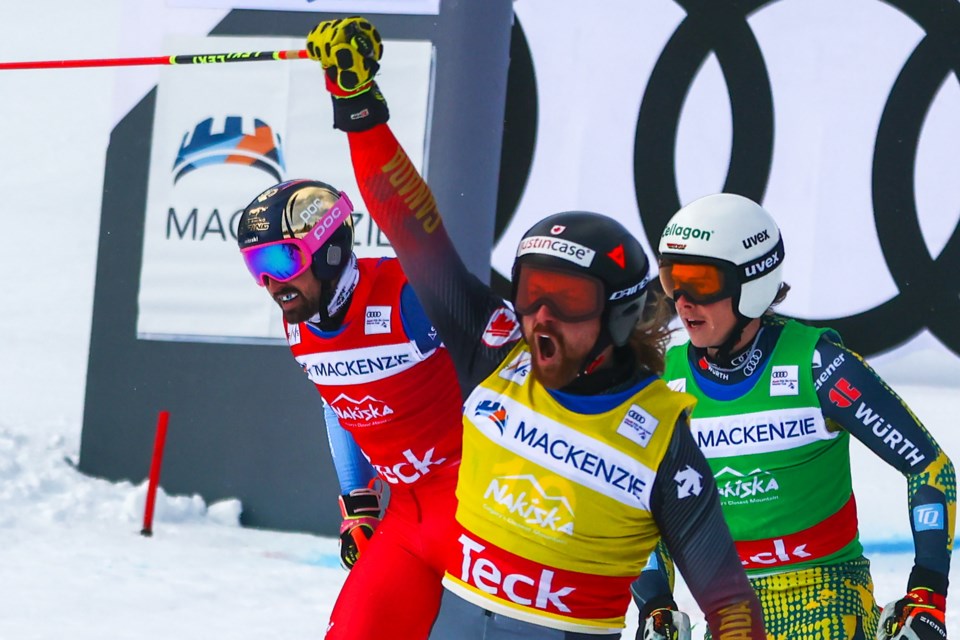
top-left (287, 256), bottom-right (464, 639)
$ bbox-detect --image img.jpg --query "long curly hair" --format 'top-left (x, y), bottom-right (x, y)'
top-left (627, 287), bottom-right (676, 375)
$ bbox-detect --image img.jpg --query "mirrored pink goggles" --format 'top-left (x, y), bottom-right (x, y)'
top-left (241, 192), bottom-right (353, 286)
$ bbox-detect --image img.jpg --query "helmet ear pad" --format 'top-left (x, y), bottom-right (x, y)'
top-left (607, 291), bottom-right (647, 347)
top-left (310, 222), bottom-right (354, 281)
top-left (737, 265), bottom-right (783, 318)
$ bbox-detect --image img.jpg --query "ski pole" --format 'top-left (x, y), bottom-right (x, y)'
top-left (0, 49), bottom-right (309, 71)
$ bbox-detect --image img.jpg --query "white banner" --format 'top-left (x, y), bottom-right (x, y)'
top-left (166, 0), bottom-right (440, 15)
top-left (136, 34), bottom-right (432, 342)
top-left (501, 0), bottom-right (960, 374)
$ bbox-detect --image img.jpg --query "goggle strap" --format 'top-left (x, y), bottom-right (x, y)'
top-left (301, 192), bottom-right (354, 254)
top-left (608, 272), bottom-right (653, 301)
top-left (739, 236), bottom-right (784, 283)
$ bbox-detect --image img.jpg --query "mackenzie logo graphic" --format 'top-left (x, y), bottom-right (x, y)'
top-left (172, 116), bottom-right (285, 184)
top-left (475, 400), bottom-right (508, 435)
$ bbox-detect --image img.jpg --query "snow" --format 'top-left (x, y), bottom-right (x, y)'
top-left (0, 1), bottom-right (956, 638)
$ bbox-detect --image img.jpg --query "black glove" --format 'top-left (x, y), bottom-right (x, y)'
top-left (337, 487), bottom-right (381, 570)
top-left (306, 17), bottom-right (389, 132)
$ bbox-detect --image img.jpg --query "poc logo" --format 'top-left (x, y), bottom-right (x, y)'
top-left (301, 197), bottom-right (327, 225)
top-left (913, 504), bottom-right (944, 531)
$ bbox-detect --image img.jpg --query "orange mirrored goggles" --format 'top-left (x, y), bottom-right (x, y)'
top-left (659, 259), bottom-right (738, 305)
top-left (514, 265), bottom-right (605, 322)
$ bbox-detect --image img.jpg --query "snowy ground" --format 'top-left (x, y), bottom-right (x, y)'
top-left (0, 387), bottom-right (952, 639)
top-left (0, 2), bottom-right (956, 638)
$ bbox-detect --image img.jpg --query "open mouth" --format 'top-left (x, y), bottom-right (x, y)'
top-left (536, 333), bottom-right (558, 360)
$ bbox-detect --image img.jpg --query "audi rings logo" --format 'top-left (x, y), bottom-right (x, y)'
top-left (630, 0), bottom-right (960, 357)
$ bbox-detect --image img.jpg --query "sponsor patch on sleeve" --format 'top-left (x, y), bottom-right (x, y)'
top-left (666, 378), bottom-right (686, 393)
top-left (913, 504), bottom-right (944, 531)
top-left (482, 306), bottom-right (521, 347)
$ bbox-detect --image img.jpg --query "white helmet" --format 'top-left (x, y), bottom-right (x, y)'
top-left (658, 193), bottom-right (784, 318)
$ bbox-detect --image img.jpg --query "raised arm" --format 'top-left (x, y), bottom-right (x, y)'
top-left (306, 17), bottom-right (520, 391)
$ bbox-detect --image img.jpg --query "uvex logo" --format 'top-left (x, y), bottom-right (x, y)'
top-left (742, 229), bottom-right (771, 249)
top-left (828, 378), bottom-right (861, 408)
top-left (742, 251), bottom-right (781, 278)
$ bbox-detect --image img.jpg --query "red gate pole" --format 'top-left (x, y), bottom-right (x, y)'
top-left (141, 410), bottom-right (170, 537)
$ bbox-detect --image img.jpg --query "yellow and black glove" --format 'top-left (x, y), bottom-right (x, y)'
top-left (306, 17), bottom-right (389, 132)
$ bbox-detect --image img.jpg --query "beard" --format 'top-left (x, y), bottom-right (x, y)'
top-left (526, 324), bottom-right (583, 390)
top-left (274, 286), bottom-right (317, 325)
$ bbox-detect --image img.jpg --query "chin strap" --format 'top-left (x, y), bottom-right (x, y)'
top-left (312, 253), bottom-right (359, 331)
top-left (711, 312), bottom-right (753, 365)
top-left (579, 326), bottom-right (614, 378)
top-left (566, 345), bottom-right (638, 395)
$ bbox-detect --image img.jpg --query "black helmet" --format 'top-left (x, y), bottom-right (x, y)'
top-left (237, 179), bottom-right (354, 281)
top-left (511, 211), bottom-right (653, 347)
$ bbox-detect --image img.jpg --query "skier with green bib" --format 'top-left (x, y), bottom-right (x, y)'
top-left (632, 193), bottom-right (955, 640)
